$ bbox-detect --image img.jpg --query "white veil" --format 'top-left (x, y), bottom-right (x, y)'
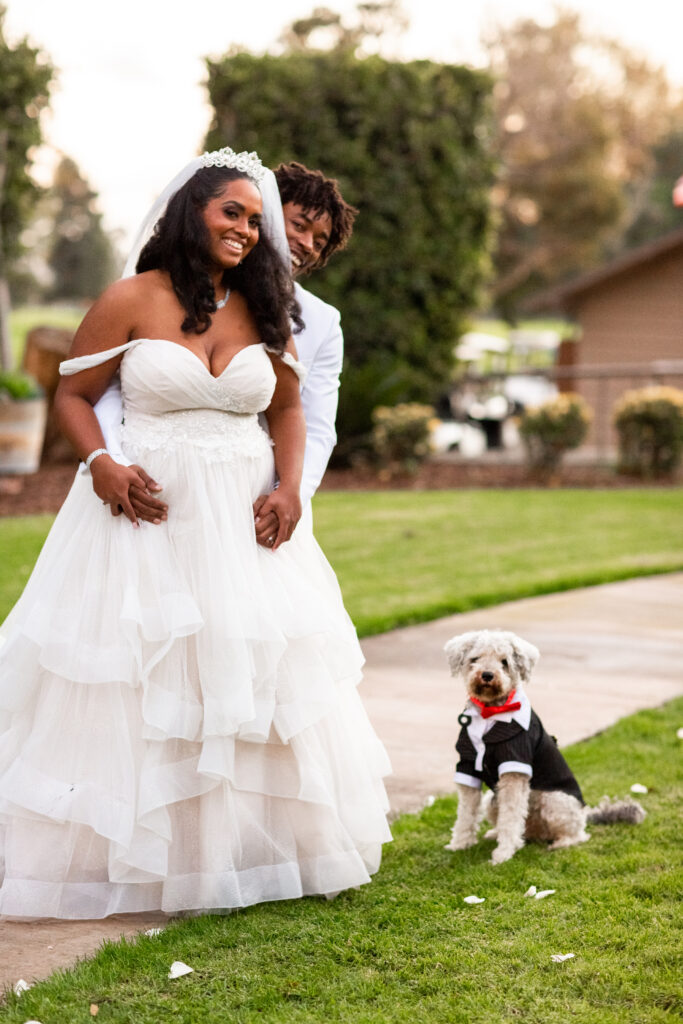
top-left (121, 148), bottom-right (290, 279)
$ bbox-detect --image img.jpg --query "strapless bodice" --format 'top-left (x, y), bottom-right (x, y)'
top-left (121, 339), bottom-right (278, 416)
top-left (59, 338), bottom-right (306, 464)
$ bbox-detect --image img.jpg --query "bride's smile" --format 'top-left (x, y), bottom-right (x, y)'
top-left (202, 178), bottom-right (262, 274)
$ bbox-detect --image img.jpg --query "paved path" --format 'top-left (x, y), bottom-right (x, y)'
top-left (2, 574), bottom-right (682, 991)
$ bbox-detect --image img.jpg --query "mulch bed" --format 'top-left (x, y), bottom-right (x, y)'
top-left (1, 458), bottom-right (678, 518)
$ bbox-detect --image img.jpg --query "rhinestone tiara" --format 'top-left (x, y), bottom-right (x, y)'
top-left (200, 147), bottom-right (266, 185)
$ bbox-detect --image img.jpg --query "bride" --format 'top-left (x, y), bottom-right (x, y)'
top-left (0, 148), bottom-right (391, 920)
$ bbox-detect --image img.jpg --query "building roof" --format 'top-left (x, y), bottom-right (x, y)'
top-left (525, 224), bottom-right (683, 313)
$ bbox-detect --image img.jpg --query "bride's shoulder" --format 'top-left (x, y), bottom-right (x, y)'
top-left (107, 269), bottom-right (169, 302)
top-left (75, 272), bottom-right (171, 344)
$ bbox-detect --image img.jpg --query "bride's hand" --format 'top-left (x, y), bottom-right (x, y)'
top-left (90, 457), bottom-right (167, 526)
top-left (256, 486), bottom-right (301, 551)
top-left (127, 465), bottom-right (168, 524)
top-left (253, 494), bottom-right (279, 548)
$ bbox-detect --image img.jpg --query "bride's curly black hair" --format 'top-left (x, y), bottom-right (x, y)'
top-left (136, 166), bottom-right (302, 352)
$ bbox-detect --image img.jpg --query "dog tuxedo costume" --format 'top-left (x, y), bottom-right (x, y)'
top-left (454, 688), bottom-right (584, 804)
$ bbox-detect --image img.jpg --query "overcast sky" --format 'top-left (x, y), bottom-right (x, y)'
top-left (6, 0), bottom-right (683, 246)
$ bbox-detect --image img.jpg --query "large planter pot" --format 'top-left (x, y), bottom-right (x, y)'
top-left (0, 395), bottom-right (48, 474)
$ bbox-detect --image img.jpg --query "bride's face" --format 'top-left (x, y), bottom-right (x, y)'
top-left (201, 178), bottom-right (263, 272)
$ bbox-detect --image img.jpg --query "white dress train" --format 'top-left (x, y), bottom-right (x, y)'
top-left (0, 339), bottom-right (391, 919)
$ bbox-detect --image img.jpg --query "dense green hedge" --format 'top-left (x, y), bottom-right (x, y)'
top-left (205, 51), bottom-right (494, 457)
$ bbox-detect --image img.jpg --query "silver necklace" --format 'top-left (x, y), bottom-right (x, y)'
top-left (216, 287), bottom-right (231, 310)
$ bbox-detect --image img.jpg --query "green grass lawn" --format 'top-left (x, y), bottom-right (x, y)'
top-left (2, 698), bottom-right (681, 1024)
top-left (311, 488), bottom-right (683, 634)
top-left (2, 489), bottom-right (682, 633)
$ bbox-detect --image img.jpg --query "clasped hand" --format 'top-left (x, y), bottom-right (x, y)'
top-left (253, 488), bottom-right (301, 551)
top-left (91, 457), bottom-right (167, 527)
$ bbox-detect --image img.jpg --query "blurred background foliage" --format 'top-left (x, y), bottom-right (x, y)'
top-left (205, 44), bottom-right (495, 458)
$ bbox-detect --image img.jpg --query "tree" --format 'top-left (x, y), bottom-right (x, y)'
top-left (485, 9), bottom-right (674, 317)
top-left (620, 114), bottom-right (683, 249)
top-left (0, 5), bottom-right (53, 367)
top-left (205, 49), bottom-right (494, 456)
top-left (278, 1), bottom-right (408, 55)
top-left (47, 157), bottom-right (117, 300)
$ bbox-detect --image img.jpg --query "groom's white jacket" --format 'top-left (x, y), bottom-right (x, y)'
top-left (91, 282), bottom-right (343, 505)
top-left (292, 283), bottom-right (343, 504)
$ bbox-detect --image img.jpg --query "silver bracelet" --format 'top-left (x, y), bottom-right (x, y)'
top-left (85, 448), bottom-right (108, 470)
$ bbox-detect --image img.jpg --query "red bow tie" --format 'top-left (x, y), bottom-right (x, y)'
top-left (470, 691), bottom-right (521, 719)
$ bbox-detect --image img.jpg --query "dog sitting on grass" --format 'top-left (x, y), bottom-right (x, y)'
top-left (443, 629), bottom-right (645, 865)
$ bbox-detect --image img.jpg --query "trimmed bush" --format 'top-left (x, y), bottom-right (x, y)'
top-left (371, 402), bottom-right (435, 477)
top-left (613, 385), bottom-right (683, 477)
top-left (519, 393), bottom-right (591, 478)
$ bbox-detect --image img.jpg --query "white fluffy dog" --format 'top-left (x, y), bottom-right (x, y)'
top-left (443, 629), bottom-right (644, 865)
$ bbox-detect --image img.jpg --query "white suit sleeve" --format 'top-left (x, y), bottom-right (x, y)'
top-left (299, 309), bottom-right (343, 505)
top-left (92, 376), bottom-right (131, 467)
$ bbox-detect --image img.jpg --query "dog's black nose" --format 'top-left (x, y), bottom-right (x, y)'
top-left (481, 671), bottom-right (494, 682)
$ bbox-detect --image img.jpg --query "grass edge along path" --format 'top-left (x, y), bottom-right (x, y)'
top-left (1, 698), bottom-right (681, 1023)
top-left (4, 488), bottom-right (682, 635)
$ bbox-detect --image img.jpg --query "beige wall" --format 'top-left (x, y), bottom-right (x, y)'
top-left (568, 247), bottom-right (683, 454)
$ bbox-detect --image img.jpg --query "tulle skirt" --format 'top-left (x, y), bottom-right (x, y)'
top-left (0, 421), bottom-right (391, 919)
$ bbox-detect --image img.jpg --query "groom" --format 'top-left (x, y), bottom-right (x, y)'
top-left (103, 161), bottom-right (357, 535)
top-left (253, 161), bottom-right (357, 544)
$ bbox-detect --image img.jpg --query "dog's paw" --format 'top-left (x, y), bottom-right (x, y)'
top-left (444, 838), bottom-right (476, 852)
top-left (483, 828), bottom-right (498, 840)
top-left (490, 845), bottom-right (517, 865)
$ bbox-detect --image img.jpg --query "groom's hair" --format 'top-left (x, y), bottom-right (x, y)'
top-left (274, 162), bottom-right (358, 270)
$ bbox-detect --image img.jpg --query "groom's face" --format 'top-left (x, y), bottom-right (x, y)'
top-left (281, 202), bottom-right (332, 278)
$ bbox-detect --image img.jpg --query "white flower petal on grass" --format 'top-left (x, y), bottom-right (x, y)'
top-left (145, 927), bottom-right (164, 937)
top-left (523, 885), bottom-right (537, 897)
top-left (535, 889), bottom-right (556, 899)
top-left (463, 895), bottom-right (485, 904)
top-left (677, 727), bottom-right (683, 740)
top-left (550, 953), bottom-right (575, 962)
top-left (13, 979), bottom-right (31, 996)
top-left (424, 795), bottom-right (436, 807)
top-left (21, 1020), bottom-right (43, 1023)
top-left (168, 961), bottom-right (194, 979)
top-left (630, 783), bottom-right (648, 794)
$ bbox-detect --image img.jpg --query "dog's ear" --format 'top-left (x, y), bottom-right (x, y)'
top-left (509, 635), bottom-right (540, 683)
top-left (444, 633), bottom-right (475, 676)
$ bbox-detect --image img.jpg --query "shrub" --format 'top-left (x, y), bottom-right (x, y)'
top-left (519, 393), bottom-right (591, 478)
top-left (613, 386), bottom-right (683, 477)
top-left (371, 402), bottom-right (435, 477)
top-left (0, 369), bottom-right (42, 400)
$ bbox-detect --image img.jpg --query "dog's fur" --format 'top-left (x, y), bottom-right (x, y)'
top-left (444, 629), bottom-right (645, 864)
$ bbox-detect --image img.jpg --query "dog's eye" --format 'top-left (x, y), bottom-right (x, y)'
top-left (501, 658), bottom-right (509, 669)
top-left (469, 657), bottom-right (479, 664)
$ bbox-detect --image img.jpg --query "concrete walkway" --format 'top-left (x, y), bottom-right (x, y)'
top-left (2, 573), bottom-right (682, 991)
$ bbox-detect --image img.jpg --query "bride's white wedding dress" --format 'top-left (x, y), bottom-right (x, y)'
top-left (0, 339), bottom-right (391, 920)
